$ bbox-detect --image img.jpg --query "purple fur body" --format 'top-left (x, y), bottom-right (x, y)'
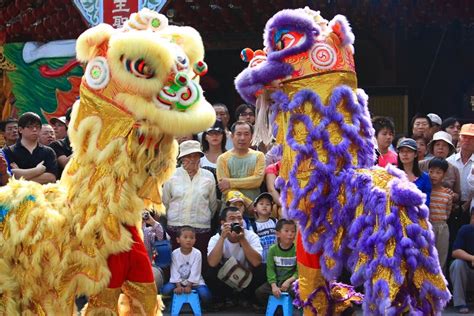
top-left (235, 7), bottom-right (450, 315)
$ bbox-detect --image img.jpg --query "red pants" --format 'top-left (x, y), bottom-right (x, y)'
top-left (107, 225), bottom-right (154, 288)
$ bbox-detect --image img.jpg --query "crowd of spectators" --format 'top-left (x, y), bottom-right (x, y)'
top-left (1, 104), bottom-right (474, 314)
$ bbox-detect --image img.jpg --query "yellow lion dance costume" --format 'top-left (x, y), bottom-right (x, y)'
top-left (0, 9), bottom-right (215, 315)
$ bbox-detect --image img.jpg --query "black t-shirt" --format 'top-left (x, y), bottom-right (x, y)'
top-left (4, 140), bottom-right (58, 176)
top-left (452, 223), bottom-right (474, 268)
top-left (49, 137), bottom-right (72, 158)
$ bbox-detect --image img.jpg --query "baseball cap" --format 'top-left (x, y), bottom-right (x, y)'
top-left (206, 119), bottom-right (225, 133)
top-left (427, 113), bottom-right (442, 126)
top-left (460, 123), bottom-right (474, 137)
top-left (397, 138), bottom-right (417, 151)
top-left (50, 116), bottom-right (67, 125)
top-left (225, 190), bottom-right (252, 207)
top-left (253, 192), bottom-right (274, 206)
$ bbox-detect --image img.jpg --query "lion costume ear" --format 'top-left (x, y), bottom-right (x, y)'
top-left (329, 15), bottom-right (355, 47)
top-left (76, 24), bottom-right (115, 62)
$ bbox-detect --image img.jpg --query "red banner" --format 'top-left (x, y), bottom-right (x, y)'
top-left (103, 0), bottom-right (139, 28)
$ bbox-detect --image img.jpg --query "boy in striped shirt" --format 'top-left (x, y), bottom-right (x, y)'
top-left (428, 157), bottom-right (453, 272)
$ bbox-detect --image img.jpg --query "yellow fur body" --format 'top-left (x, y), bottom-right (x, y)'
top-left (0, 9), bottom-right (214, 315)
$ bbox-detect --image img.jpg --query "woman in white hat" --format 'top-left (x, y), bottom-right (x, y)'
top-left (419, 131), bottom-right (461, 204)
top-left (162, 140), bottom-right (219, 270)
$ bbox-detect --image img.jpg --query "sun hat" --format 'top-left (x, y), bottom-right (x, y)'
top-left (397, 138), bottom-right (417, 151)
top-left (177, 140), bottom-right (204, 159)
top-left (427, 113), bottom-right (442, 126)
top-left (428, 131), bottom-right (455, 154)
top-left (460, 123), bottom-right (474, 136)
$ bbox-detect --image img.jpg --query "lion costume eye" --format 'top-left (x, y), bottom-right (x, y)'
top-left (274, 31), bottom-right (306, 51)
top-left (120, 56), bottom-right (155, 79)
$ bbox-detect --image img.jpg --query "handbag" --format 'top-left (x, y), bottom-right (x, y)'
top-left (152, 237), bottom-right (172, 269)
top-left (217, 256), bottom-right (253, 291)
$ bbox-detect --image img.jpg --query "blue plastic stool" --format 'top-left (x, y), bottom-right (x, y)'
top-left (171, 290), bottom-right (201, 316)
top-left (266, 292), bottom-right (293, 316)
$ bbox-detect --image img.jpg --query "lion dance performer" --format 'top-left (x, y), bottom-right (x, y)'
top-left (236, 7), bottom-right (450, 315)
top-left (0, 9), bottom-right (215, 315)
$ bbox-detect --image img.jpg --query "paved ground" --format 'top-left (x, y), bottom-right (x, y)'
top-left (162, 304), bottom-right (474, 315)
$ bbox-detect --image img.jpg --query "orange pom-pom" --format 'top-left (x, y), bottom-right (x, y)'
top-left (254, 49), bottom-right (266, 57)
top-left (240, 48), bottom-right (254, 62)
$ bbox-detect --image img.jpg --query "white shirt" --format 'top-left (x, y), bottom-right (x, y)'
top-left (249, 218), bottom-right (277, 263)
top-left (447, 152), bottom-right (474, 201)
top-left (169, 248), bottom-right (205, 286)
top-left (207, 229), bottom-right (263, 269)
top-left (200, 155), bottom-right (216, 169)
top-left (163, 167), bottom-right (218, 229)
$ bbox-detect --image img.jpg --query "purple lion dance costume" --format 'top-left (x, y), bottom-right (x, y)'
top-left (235, 7), bottom-right (450, 315)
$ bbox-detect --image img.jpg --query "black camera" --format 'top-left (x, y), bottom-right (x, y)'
top-left (142, 211), bottom-right (150, 221)
top-left (230, 222), bottom-right (242, 234)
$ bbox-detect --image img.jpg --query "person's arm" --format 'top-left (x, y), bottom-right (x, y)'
top-left (266, 247), bottom-right (277, 285)
top-left (162, 180), bottom-right (172, 210)
top-left (452, 249), bottom-right (474, 262)
top-left (0, 154), bottom-right (9, 186)
top-left (30, 172), bottom-right (56, 184)
top-left (424, 174), bottom-right (431, 207)
top-left (266, 173), bottom-right (281, 207)
top-left (57, 155), bottom-right (71, 169)
top-left (238, 232), bottom-right (262, 268)
top-left (187, 249), bottom-right (203, 285)
top-left (452, 166), bottom-right (461, 203)
top-left (208, 174), bottom-right (218, 216)
top-left (208, 224), bottom-right (231, 267)
top-left (11, 161), bottom-right (45, 180)
top-left (227, 152), bottom-right (265, 189)
top-left (216, 154), bottom-right (230, 182)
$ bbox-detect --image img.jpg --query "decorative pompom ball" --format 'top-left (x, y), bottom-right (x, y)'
top-left (254, 49), bottom-right (266, 57)
top-left (240, 48), bottom-right (254, 62)
top-left (193, 60), bottom-right (208, 76)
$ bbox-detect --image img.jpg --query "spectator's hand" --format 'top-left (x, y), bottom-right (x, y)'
top-left (271, 284), bottom-right (281, 298)
top-left (10, 162), bottom-right (18, 169)
top-left (35, 161), bottom-right (46, 173)
top-left (145, 216), bottom-right (157, 226)
top-left (234, 229), bottom-right (246, 243)
top-left (218, 178), bottom-right (231, 192)
top-left (0, 155), bottom-right (7, 174)
top-left (280, 280), bottom-right (291, 292)
top-left (183, 284), bottom-right (192, 294)
top-left (220, 222), bottom-right (232, 239)
top-left (174, 285), bottom-right (183, 294)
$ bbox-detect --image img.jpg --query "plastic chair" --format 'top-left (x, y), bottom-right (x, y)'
top-left (266, 292), bottom-right (293, 316)
top-left (171, 290), bottom-right (201, 316)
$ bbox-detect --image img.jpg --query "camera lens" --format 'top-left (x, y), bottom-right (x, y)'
top-left (231, 223), bottom-right (242, 233)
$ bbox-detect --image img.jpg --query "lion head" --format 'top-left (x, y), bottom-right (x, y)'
top-left (76, 8), bottom-right (215, 137)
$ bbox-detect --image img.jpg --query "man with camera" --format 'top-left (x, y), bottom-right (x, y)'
top-left (206, 206), bottom-right (262, 308)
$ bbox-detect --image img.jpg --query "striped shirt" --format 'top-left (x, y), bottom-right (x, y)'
top-left (429, 186), bottom-right (452, 222)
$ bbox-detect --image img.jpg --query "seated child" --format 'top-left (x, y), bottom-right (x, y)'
top-left (255, 219), bottom-right (297, 307)
top-left (161, 226), bottom-right (211, 304)
top-left (428, 157), bottom-right (453, 272)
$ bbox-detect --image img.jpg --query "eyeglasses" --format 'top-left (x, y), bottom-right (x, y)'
top-left (240, 111), bottom-right (255, 117)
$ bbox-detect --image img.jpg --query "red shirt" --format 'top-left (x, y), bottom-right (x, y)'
top-left (378, 150), bottom-right (398, 167)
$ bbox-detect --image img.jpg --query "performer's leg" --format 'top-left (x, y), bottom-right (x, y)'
top-left (295, 232), bottom-right (329, 316)
top-left (85, 246), bottom-right (128, 315)
top-left (84, 288), bottom-right (122, 315)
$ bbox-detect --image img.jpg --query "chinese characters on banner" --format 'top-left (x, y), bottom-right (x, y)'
top-left (103, 0), bottom-right (139, 28)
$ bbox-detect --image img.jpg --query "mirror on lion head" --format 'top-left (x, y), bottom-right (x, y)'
top-left (76, 8), bottom-right (215, 136)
